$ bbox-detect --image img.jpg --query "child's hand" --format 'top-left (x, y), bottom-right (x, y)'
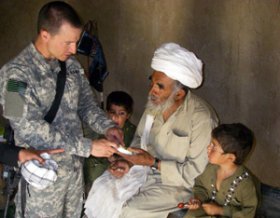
top-left (187, 198), bottom-right (201, 210)
top-left (202, 203), bottom-right (223, 216)
top-left (178, 198), bottom-right (201, 210)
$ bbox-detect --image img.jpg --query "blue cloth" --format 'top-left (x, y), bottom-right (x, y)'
top-left (256, 183), bottom-right (280, 218)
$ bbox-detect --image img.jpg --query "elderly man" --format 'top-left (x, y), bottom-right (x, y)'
top-left (85, 43), bottom-right (218, 218)
top-left (110, 42), bottom-right (218, 218)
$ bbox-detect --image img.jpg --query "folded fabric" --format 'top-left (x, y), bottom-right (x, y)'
top-left (21, 152), bottom-right (58, 190)
top-left (84, 165), bottom-right (149, 218)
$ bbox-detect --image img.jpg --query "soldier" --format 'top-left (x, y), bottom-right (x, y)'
top-left (0, 1), bottom-right (122, 217)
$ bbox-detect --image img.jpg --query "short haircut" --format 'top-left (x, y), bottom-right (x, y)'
top-left (37, 1), bottom-right (82, 34)
top-left (106, 91), bottom-right (134, 114)
top-left (212, 123), bottom-right (254, 165)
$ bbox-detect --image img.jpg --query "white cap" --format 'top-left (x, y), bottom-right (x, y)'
top-left (151, 42), bottom-right (203, 88)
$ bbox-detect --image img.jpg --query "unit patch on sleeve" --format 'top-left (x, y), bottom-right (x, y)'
top-left (4, 79), bottom-right (27, 118)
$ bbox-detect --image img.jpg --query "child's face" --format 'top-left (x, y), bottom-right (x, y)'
top-left (207, 138), bottom-right (227, 165)
top-left (107, 104), bottom-right (130, 128)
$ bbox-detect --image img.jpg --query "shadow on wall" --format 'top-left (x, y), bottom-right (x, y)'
top-left (188, 1), bottom-right (280, 187)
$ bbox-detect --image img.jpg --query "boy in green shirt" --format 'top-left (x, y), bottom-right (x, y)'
top-left (83, 91), bottom-right (136, 194)
top-left (183, 123), bottom-right (258, 218)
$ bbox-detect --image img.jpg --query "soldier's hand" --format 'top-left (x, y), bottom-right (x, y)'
top-left (105, 127), bottom-right (124, 146)
top-left (91, 139), bottom-right (118, 157)
top-left (18, 148), bottom-right (64, 164)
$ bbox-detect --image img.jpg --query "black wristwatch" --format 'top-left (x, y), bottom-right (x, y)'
top-left (152, 157), bottom-right (160, 170)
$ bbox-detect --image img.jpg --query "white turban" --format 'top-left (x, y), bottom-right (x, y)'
top-left (151, 43), bottom-right (203, 88)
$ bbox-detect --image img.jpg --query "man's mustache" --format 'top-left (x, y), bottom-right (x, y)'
top-left (148, 95), bottom-right (158, 101)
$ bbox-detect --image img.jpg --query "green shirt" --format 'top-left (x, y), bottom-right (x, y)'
top-left (185, 164), bottom-right (259, 218)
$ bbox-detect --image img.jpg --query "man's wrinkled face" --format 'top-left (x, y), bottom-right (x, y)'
top-left (45, 22), bottom-right (82, 61)
top-left (147, 71), bottom-right (175, 107)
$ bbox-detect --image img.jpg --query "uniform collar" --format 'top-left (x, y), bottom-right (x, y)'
top-left (28, 43), bottom-right (60, 73)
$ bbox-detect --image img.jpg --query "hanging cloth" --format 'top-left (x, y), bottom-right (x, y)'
top-left (77, 20), bottom-right (109, 92)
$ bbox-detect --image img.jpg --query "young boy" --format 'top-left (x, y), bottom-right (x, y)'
top-left (183, 123), bottom-right (258, 218)
top-left (105, 91), bottom-right (136, 146)
top-left (83, 91), bottom-right (136, 193)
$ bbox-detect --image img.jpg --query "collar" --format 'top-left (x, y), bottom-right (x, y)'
top-left (28, 43), bottom-right (60, 73)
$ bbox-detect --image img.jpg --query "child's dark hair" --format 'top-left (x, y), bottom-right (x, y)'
top-left (212, 123), bottom-right (254, 165)
top-left (106, 91), bottom-right (133, 114)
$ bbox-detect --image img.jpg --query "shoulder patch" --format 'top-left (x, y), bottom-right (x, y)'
top-left (6, 79), bottom-right (27, 94)
top-left (4, 79), bottom-right (27, 118)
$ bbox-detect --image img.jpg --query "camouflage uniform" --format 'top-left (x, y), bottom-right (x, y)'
top-left (0, 43), bottom-right (116, 217)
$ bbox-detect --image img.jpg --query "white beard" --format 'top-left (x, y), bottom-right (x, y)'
top-left (145, 92), bottom-right (176, 114)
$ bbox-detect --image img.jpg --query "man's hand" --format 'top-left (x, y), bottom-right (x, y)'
top-left (105, 127), bottom-right (124, 146)
top-left (91, 139), bottom-right (118, 157)
top-left (18, 148), bottom-right (64, 164)
top-left (202, 203), bottom-right (223, 216)
top-left (117, 147), bottom-right (155, 166)
top-left (108, 159), bottom-right (132, 178)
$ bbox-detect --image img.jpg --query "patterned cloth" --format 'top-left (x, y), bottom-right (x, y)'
top-left (0, 42), bottom-right (116, 217)
top-left (21, 153), bottom-right (58, 190)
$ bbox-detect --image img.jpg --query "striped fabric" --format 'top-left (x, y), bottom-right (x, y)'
top-left (21, 153), bottom-right (58, 190)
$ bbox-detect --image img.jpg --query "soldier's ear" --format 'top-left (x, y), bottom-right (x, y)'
top-left (40, 29), bottom-right (51, 42)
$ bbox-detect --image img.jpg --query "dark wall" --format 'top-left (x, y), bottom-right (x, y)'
top-left (0, 0), bottom-right (279, 187)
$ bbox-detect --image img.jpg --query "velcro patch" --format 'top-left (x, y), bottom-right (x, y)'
top-left (4, 79), bottom-right (27, 118)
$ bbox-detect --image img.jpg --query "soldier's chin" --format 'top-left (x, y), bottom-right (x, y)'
top-left (59, 55), bottom-right (70, 61)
